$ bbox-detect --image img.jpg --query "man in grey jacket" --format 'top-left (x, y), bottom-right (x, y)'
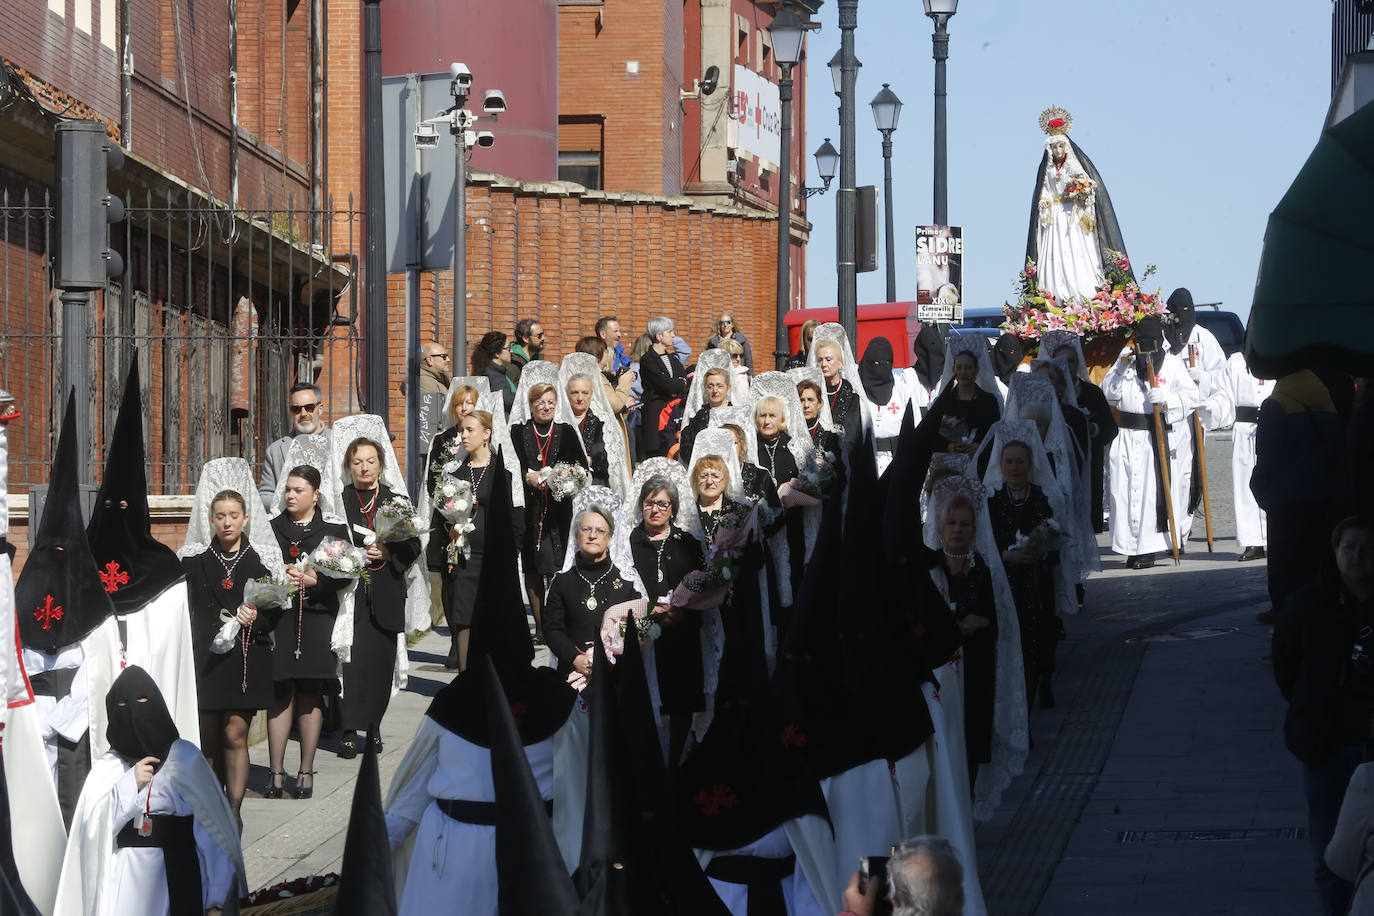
top-left (257, 382), bottom-right (329, 509)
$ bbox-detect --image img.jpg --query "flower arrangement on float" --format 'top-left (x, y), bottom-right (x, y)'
top-left (1000, 250), bottom-right (1167, 342)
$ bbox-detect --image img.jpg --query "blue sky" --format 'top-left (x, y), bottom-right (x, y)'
top-left (800, 0), bottom-right (1333, 324)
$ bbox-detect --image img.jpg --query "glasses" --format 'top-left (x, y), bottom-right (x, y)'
top-left (429, 352), bottom-right (450, 361)
top-left (289, 402), bottom-right (320, 414)
top-left (695, 471), bottom-right (724, 483)
top-left (643, 499), bottom-right (673, 511)
top-left (578, 526), bottom-right (609, 537)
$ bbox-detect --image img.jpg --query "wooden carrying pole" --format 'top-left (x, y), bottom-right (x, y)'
top-left (1189, 346), bottom-right (1215, 552)
top-left (1143, 350), bottom-right (1180, 563)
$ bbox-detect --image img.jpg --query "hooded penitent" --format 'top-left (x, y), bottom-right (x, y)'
top-left (424, 449), bottom-right (575, 746)
top-left (86, 362), bottom-right (184, 614)
top-left (1165, 287), bottom-right (1196, 355)
top-left (104, 665), bottom-right (179, 762)
top-left (1133, 317), bottom-right (1167, 381)
top-left (0, 749), bottom-right (42, 916)
top-left (335, 729), bottom-right (397, 916)
top-left (858, 337), bottom-right (896, 406)
top-left (912, 325), bottom-right (945, 391)
top-left (992, 333), bottom-right (1024, 386)
top-left (16, 391), bottom-right (115, 654)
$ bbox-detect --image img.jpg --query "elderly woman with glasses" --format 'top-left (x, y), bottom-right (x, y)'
top-left (707, 311), bottom-right (754, 372)
top-left (628, 473), bottom-right (706, 768)
top-left (541, 505), bottom-right (640, 678)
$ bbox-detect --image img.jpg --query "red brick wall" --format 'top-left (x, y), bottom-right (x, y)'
top-left (381, 174), bottom-right (778, 470)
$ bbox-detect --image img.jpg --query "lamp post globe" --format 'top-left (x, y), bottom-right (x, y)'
top-left (870, 82), bottom-right (902, 134)
top-left (767, 5), bottom-right (808, 369)
top-left (813, 138), bottom-right (839, 187)
top-left (926, 0), bottom-right (956, 227)
top-left (870, 83), bottom-right (902, 302)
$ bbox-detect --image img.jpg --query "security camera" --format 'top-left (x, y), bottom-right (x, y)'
top-left (414, 122), bottom-right (439, 150)
top-left (449, 62), bottom-right (473, 91)
top-left (700, 65), bottom-right (719, 97)
top-left (475, 131), bottom-right (495, 149)
top-left (482, 89), bottom-right (506, 115)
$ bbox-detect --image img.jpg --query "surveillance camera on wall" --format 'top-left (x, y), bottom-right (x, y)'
top-left (414, 122), bottom-right (439, 150)
top-left (475, 131), bottom-right (495, 149)
top-left (449, 62), bottom-right (473, 90)
top-left (700, 65), bottom-right (719, 97)
top-left (482, 89), bottom-right (506, 115)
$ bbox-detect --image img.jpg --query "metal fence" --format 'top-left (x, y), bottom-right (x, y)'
top-left (1, 179), bottom-right (363, 493)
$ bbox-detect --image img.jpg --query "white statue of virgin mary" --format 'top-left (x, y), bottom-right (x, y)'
top-left (1025, 106), bottom-right (1132, 303)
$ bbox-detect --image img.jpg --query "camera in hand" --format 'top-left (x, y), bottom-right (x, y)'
top-left (859, 856), bottom-right (892, 916)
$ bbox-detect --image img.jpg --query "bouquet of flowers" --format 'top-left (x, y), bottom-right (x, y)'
top-left (432, 473), bottom-right (476, 565)
top-left (240, 873), bottom-right (339, 909)
top-left (309, 536), bottom-right (370, 585)
top-left (242, 575), bottom-right (298, 610)
top-left (1062, 174), bottom-right (1093, 202)
top-left (669, 502), bottom-right (761, 610)
top-left (783, 448), bottom-right (839, 505)
top-left (940, 416), bottom-right (975, 446)
top-left (1010, 517), bottom-right (1073, 555)
top-left (540, 462), bottom-right (589, 501)
top-left (374, 496), bottom-right (426, 543)
top-left (1000, 252), bottom-right (1167, 342)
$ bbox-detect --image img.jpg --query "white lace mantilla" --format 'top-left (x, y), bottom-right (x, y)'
top-left (934, 331), bottom-right (1006, 410)
top-left (180, 457), bottom-right (286, 579)
top-left (683, 349), bottom-right (750, 424)
top-left (559, 352), bottom-right (633, 500)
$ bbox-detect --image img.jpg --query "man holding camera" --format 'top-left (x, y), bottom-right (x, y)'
top-left (1274, 516), bottom-right (1374, 915)
top-left (838, 838), bottom-right (964, 916)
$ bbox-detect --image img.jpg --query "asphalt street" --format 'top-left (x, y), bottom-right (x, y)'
top-left (239, 430), bottom-right (1307, 914)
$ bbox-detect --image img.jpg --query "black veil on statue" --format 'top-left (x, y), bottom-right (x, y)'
top-left (16, 390), bottom-right (115, 654)
top-left (1024, 137), bottom-right (1132, 281)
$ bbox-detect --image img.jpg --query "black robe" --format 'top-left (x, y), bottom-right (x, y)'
top-left (340, 484), bottom-right (423, 732)
top-left (510, 421), bottom-right (590, 576)
top-left (926, 385), bottom-right (1002, 453)
top-left (1074, 378), bottom-right (1118, 534)
top-left (629, 524), bottom-right (706, 715)
top-left (825, 377), bottom-right (862, 455)
top-left (182, 546), bottom-right (277, 710)
top-left (677, 408), bottom-right (712, 468)
top-left (269, 510), bottom-right (351, 685)
top-left (542, 554), bottom-right (641, 675)
top-left (987, 485), bottom-right (1059, 691)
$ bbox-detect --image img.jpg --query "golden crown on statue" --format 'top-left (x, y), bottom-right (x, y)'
top-left (1038, 106), bottom-right (1073, 136)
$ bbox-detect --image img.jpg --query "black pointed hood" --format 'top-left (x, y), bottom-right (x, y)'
top-left (1166, 287), bottom-right (1196, 353)
top-left (333, 728), bottom-right (396, 916)
top-left (574, 636), bottom-right (633, 914)
top-left (880, 402), bottom-right (940, 565)
top-left (912, 324), bottom-right (945, 390)
top-left (16, 390), bottom-right (115, 653)
top-left (677, 534), bottom-right (829, 849)
top-left (483, 656), bottom-right (580, 916)
top-left (859, 337), bottom-right (895, 405)
top-left (0, 748), bottom-right (42, 916)
top-left (426, 448), bottom-right (575, 746)
top-left (992, 333), bottom-right (1024, 385)
top-left (105, 665), bottom-right (179, 762)
top-left (86, 361), bottom-right (183, 613)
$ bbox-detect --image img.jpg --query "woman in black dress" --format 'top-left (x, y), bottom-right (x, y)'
top-left (183, 489), bottom-right (276, 822)
top-left (268, 465), bottom-right (350, 799)
top-left (425, 410), bottom-right (508, 671)
top-left (985, 439), bottom-right (1060, 710)
top-left (628, 475), bottom-right (705, 769)
top-left (754, 396), bottom-right (806, 625)
top-left (339, 438), bottom-right (423, 757)
top-left (638, 316), bottom-right (690, 458)
top-left (542, 505), bottom-right (641, 678)
top-left (928, 349), bottom-right (1002, 456)
top-left (720, 422), bottom-right (780, 509)
top-left (511, 382), bottom-right (591, 642)
top-left (814, 337), bottom-right (864, 453)
top-left (679, 366), bottom-right (733, 467)
top-left (796, 378), bottom-right (847, 497)
top-left (565, 373), bottom-right (611, 487)
top-left (924, 492), bottom-right (998, 791)
top-left (424, 383), bottom-right (482, 497)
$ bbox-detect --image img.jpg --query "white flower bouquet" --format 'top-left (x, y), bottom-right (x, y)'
top-left (309, 536), bottom-right (371, 585)
top-left (540, 462), bottom-right (589, 501)
top-left (432, 474), bottom-right (476, 564)
top-left (1011, 517), bottom-right (1073, 555)
top-left (241, 575), bottom-right (299, 610)
top-left (374, 496), bottom-right (426, 543)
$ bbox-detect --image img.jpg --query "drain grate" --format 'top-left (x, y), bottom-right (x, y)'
top-left (1117, 826), bottom-right (1304, 844)
top-left (1126, 626), bottom-right (1238, 645)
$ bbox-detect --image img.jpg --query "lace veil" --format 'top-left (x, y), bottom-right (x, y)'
top-left (923, 473), bottom-right (1029, 821)
top-left (683, 349), bottom-right (750, 423)
top-left (559, 352), bottom-right (633, 500)
top-left (806, 322), bottom-right (873, 431)
top-left (557, 485), bottom-right (648, 600)
top-left (749, 371), bottom-right (814, 469)
top-left (1031, 355), bottom-right (1081, 410)
top-left (180, 457), bottom-right (286, 579)
top-left (625, 457), bottom-right (702, 541)
top-left (507, 360), bottom-right (573, 429)
top-left (935, 331), bottom-right (1006, 409)
top-left (787, 366), bottom-right (838, 432)
top-left (479, 390), bottom-right (525, 509)
top-left (440, 375), bottom-right (491, 430)
top-left (269, 433), bottom-right (343, 520)
top-left (1038, 330), bottom-right (1089, 381)
top-left (708, 406), bottom-right (759, 466)
top-left (687, 428), bottom-right (746, 504)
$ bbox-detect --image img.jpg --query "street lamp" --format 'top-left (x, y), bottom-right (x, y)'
top-left (768, 5), bottom-right (807, 370)
top-left (827, 49), bottom-right (861, 98)
top-left (804, 139), bottom-right (839, 198)
top-left (924, 0), bottom-right (957, 227)
top-left (835, 0), bottom-right (860, 344)
top-left (870, 83), bottom-right (902, 303)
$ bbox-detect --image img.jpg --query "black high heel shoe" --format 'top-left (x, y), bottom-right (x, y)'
top-left (264, 770), bottom-right (286, 799)
top-left (337, 732), bottom-right (360, 759)
top-left (295, 770), bottom-right (316, 800)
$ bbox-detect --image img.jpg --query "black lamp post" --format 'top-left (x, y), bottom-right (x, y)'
top-left (924, 0), bottom-right (957, 227)
top-left (768, 6), bottom-right (807, 370)
top-left (870, 83), bottom-right (902, 303)
top-left (834, 0), bottom-right (859, 345)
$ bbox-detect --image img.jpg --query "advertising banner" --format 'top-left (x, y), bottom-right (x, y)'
top-left (915, 226), bottom-right (963, 322)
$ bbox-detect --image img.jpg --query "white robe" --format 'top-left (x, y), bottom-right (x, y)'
top-left (1225, 353), bottom-right (1272, 548)
top-left (52, 740), bottom-right (244, 916)
top-left (21, 644), bottom-right (88, 781)
top-left (1101, 353), bottom-right (1201, 556)
top-left (1167, 326), bottom-right (1231, 544)
top-left (81, 583), bottom-right (199, 758)
top-left (819, 759), bottom-right (903, 902)
top-left (385, 725), bottom-right (557, 916)
top-left (867, 371), bottom-right (922, 477)
top-left (700, 825), bottom-right (829, 916)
